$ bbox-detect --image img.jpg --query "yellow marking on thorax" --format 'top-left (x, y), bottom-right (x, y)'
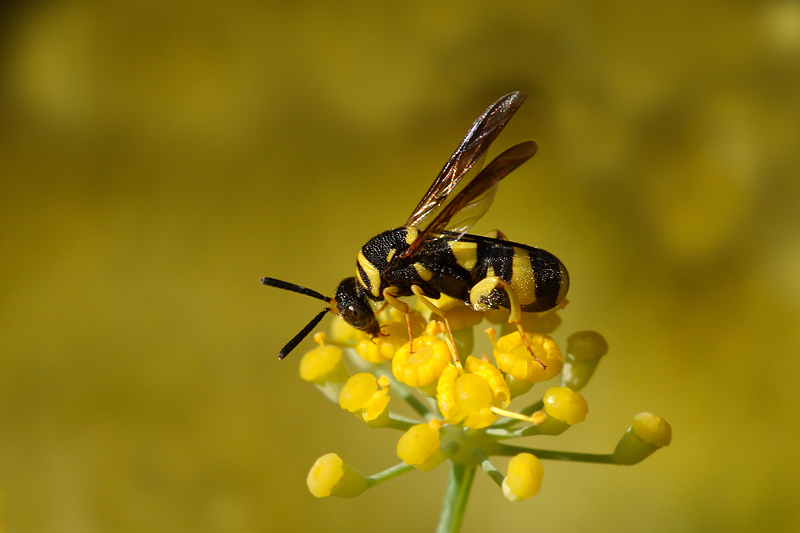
top-left (386, 249), bottom-right (396, 263)
top-left (356, 267), bottom-right (366, 289)
top-left (405, 227), bottom-right (419, 245)
top-left (357, 251), bottom-right (382, 298)
top-left (510, 249), bottom-right (537, 306)
top-left (449, 241), bottom-right (478, 271)
top-left (413, 262), bottom-right (434, 281)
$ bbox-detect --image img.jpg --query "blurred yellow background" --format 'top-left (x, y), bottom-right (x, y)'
top-left (2, 1), bottom-right (799, 531)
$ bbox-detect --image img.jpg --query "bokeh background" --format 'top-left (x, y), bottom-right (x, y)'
top-left (2, 1), bottom-right (799, 531)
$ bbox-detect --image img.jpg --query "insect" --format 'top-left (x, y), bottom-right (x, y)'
top-left (262, 92), bottom-right (569, 365)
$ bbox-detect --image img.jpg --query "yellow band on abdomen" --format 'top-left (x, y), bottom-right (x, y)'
top-left (510, 249), bottom-right (537, 307)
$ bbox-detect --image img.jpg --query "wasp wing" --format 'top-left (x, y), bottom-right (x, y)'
top-left (405, 91), bottom-right (527, 230)
top-left (395, 140), bottom-right (538, 263)
top-left (441, 177), bottom-right (498, 236)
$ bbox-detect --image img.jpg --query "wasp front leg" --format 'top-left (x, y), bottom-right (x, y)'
top-left (409, 286), bottom-right (462, 366)
top-left (469, 276), bottom-right (547, 370)
top-left (382, 286), bottom-right (417, 353)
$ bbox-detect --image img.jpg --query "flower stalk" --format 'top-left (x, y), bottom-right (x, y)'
top-left (437, 461), bottom-right (477, 533)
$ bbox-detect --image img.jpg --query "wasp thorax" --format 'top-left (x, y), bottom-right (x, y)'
top-left (334, 277), bottom-right (380, 336)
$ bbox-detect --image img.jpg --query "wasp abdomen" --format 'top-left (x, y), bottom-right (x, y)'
top-left (472, 241), bottom-right (568, 312)
top-left (419, 237), bottom-right (568, 313)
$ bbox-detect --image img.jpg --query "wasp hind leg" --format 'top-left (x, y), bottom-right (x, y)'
top-left (469, 276), bottom-right (547, 370)
top-left (483, 229), bottom-right (508, 240)
top-left (409, 286), bottom-right (463, 367)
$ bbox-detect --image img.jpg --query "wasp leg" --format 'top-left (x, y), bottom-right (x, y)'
top-left (483, 229), bottom-right (508, 240)
top-left (469, 276), bottom-right (546, 370)
top-left (410, 285), bottom-right (462, 366)
top-left (382, 287), bottom-right (415, 353)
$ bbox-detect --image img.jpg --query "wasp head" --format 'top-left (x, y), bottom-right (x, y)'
top-left (334, 277), bottom-right (380, 337)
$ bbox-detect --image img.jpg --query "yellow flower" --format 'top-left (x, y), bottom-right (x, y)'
top-left (355, 309), bottom-right (426, 363)
top-left (396, 421), bottom-right (444, 472)
top-left (392, 334), bottom-right (451, 387)
top-left (492, 331), bottom-right (563, 383)
top-left (299, 344), bottom-right (349, 384)
top-left (486, 307), bottom-right (563, 335)
top-left (433, 295), bottom-right (484, 330)
top-left (339, 373), bottom-right (391, 426)
top-left (437, 356), bottom-right (510, 429)
top-left (502, 453), bottom-right (544, 501)
top-left (307, 453), bottom-right (368, 498)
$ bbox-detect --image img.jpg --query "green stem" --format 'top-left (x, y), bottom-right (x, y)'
top-left (384, 413), bottom-right (420, 430)
top-left (365, 462), bottom-right (416, 488)
top-left (490, 443), bottom-right (617, 464)
top-left (473, 448), bottom-right (504, 488)
top-left (436, 460), bottom-right (477, 533)
top-left (484, 425), bottom-right (539, 440)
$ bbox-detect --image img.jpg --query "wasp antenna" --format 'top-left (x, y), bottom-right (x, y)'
top-left (260, 277), bottom-right (332, 303)
top-left (278, 307), bottom-right (330, 360)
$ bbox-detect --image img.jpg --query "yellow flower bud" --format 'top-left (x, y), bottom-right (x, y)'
top-left (392, 335), bottom-right (451, 387)
top-left (561, 331), bottom-right (608, 391)
top-left (493, 331), bottom-right (563, 383)
top-left (356, 336), bottom-right (399, 363)
top-left (519, 308), bottom-right (562, 335)
top-left (299, 345), bottom-right (348, 384)
top-left (339, 373), bottom-right (390, 426)
top-left (631, 412), bottom-right (672, 447)
top-left (502, 453), bottom-right (544, 501)
top-left (567, 331), bottom-right (609, 361)
top-left (383, 307), bottom-right (426, 333)
top-left (329, 316), bottom-right (368, 343)
top-left (539, 387), bottom-right (588, 435)
top-left (307, 453), bottom-right (368, 498)
top-left (396, 423), bottom-right (443, 472)
top-left (613, 413), bottom-right (672, 465)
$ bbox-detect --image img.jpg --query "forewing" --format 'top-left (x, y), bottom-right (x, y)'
top-left (405, 92), bottom-right (527, 229)
top-left (396, 140), bottom-right (538, 262)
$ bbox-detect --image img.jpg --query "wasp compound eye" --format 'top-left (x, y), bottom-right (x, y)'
top-left (345, 304), bottom-right (370, 329)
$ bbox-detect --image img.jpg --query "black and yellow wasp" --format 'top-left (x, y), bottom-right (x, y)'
top-left (262, 92), bottom-right (569, 363)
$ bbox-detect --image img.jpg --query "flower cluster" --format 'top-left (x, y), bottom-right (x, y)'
top-left (297, 301), bottom-right (671, 529)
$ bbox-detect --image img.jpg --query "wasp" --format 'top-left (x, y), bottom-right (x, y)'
top-left (262, 92), bottom-right (569, 365)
